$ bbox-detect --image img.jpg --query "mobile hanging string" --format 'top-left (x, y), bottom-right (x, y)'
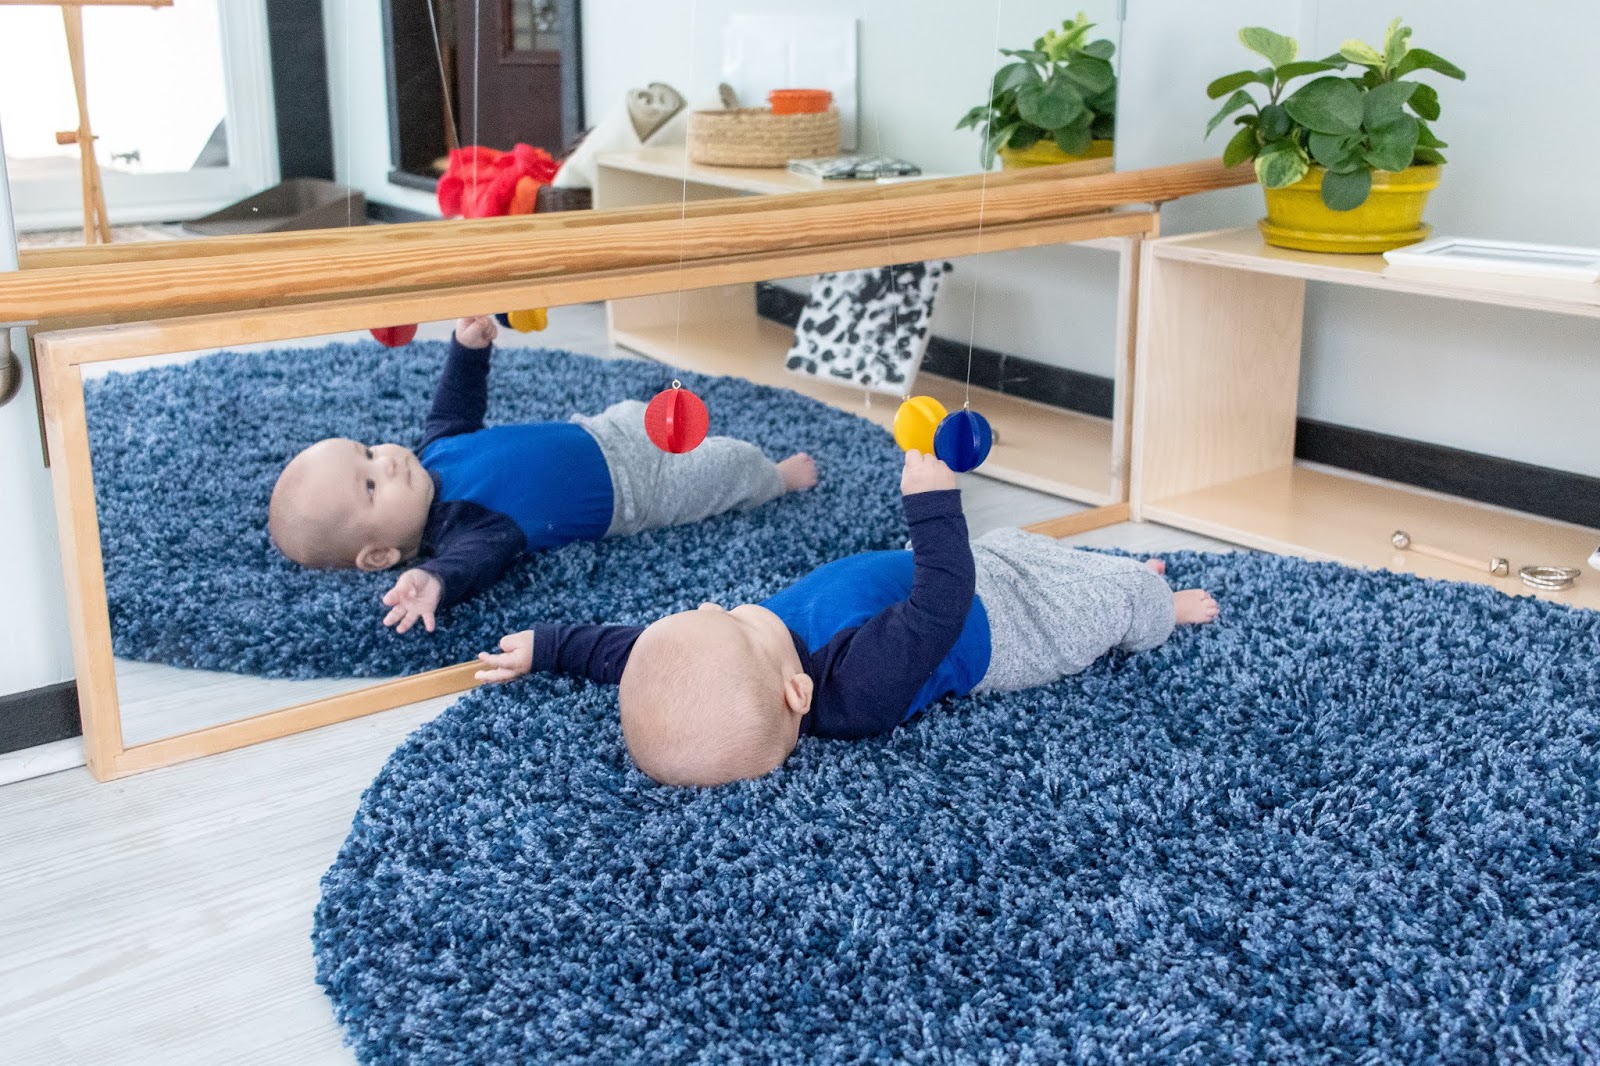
top-left (645, 0), bottom-right (710, 452)
top-left (892, 0), bottom-right (997, 472)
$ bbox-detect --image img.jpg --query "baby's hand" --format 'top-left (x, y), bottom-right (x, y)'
top-left (382, 568), bottom-right (443, 634)
top-left (901, 450), bottom-right (957, 495)
top-left (455, 315), bottom-right (498, 349)
top-left (476, 630), bottom-right (534, 683)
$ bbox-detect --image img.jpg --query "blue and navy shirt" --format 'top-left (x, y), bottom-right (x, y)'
top-left (526, 489), bottom-right (992, 740)
top-left (414, 336), bottom-right (615, 607)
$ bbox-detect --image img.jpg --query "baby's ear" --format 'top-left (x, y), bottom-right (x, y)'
top-left (354, 545), bottom-right (402, 572)
top-left (783, 673), bottom-right (813, 716)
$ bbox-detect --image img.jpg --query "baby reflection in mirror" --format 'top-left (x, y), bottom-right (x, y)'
top-left (268, 316), bottom-right (818, 633)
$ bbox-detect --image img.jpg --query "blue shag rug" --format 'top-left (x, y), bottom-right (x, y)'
top-left (84, 342), bottom-right (902, 678)
top-left (315, 552), bottom-right (1600, 1064)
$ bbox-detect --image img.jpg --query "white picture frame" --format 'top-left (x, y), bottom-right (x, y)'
top-left (1383, 236), bottom-right (1600, 283)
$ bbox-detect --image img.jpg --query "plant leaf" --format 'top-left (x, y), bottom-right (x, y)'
top-left (1384, 18), bottom-right (1412, 70)
top-left (1364, 80), bottom-right (1418, 127)
top-left (1320, 167), bottom-right (1372, 210)
top-left (1284, 76), bottom-right (1364, 134)
top-left (1365, 114), bottom-right (1420, 171)
top-left (1412, 146), bottom-right (1447, 165)
top-left (1239, 26), bottom-right (1297, 68)
top-left (1415, 120), bottom-right (1445, 148)
top-left (1339, 38), bottom-right (1386, 68)
top-left (955, 105), bottom-right (990, 131)
top-left (993, 62), bottom-right (1041, 95)
top-left (1017, 79), bottom-right (1084, 130)
top-left (1274, 60), bottom-right (1340, 82)
top-left (1222, 125), bottom-right (1258, 168)
top-left (981, 122), bottom-right (1018, 168)
top-left (1206, 69), bottom-right (1266, 98)
top-left (999, 48), bottom-right (1050, 63)
top-left (1205, 90), bottom-right (1255, 138)
top-left (1254, 139), bottom-right (1309, 188)
top-left (1007, 126), bottom-right (1042, 151)
top-left (1063, 55), bottom-right (1116, 94)
top-left (1081, 39), bottom-right (1115, 60)
top-left (1308, 131), bottom-right (1360, 170)
top-left (1256, 102), bottom-right (1290, 141)
top-left (1394, 47), bottom-right (1466, 80)
top-left (1408, 82), bottom-right (1440, 121)
top-left (1053, 114), bottom-right (1095, 155)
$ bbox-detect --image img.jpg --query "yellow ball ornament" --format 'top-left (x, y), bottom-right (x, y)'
top-left (506, 307), bottom-right (548, 332)
top-left (893, 395), bottom-right (947, 454)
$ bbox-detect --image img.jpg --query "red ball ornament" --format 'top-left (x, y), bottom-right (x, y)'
top-left (370, 324), bottom-right (418, 348)
top-left (644, 383), bottom-right (709, 453)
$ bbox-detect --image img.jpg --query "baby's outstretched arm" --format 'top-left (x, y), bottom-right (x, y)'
top-left (476, 624), bottom-right (645, 684)
top-left (418, 316), bottom-right (501, 451)
top-left (476, 630), bottom-right (533, 682)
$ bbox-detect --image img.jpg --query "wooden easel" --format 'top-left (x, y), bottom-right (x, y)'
top-left (0, 0), bottom-right (174, 244)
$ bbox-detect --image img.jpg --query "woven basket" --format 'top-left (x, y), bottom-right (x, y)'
top-left (687, 107), bottom-right (840, 167)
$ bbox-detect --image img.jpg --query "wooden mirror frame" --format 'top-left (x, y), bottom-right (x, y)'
top-left (17, 159), bottom-right (1250, 779)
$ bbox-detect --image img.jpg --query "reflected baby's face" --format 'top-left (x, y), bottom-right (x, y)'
top-left (276, 438), bottom-right (434, 570)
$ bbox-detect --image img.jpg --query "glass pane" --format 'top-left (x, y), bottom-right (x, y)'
top-left (507, 0), bottom-right (561, 53)
top-left (0, 0), bottom-right (229, 182)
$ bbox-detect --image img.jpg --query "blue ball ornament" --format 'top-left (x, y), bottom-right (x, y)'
top-left (933, 408), bottom-right (993, 473)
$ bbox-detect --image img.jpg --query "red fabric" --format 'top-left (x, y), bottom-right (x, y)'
top-left (436, 144), bottom-right (559, 220)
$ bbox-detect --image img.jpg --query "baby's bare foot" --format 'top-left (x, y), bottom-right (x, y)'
top-left (1144, 558), bottom-right (1166, 575)
top-left (778, 453), bottom-right (818, 492)
top-left (1174, 589), bottom-right (1219, 625)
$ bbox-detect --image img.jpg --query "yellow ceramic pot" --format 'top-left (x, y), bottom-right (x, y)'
top-left (1259, 164), bottom-right (1441, 254)
top-left (998, 138), bottom-right (1114, 169)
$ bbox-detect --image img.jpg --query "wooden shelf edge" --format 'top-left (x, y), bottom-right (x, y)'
top-left (1141, 463), bottom-right (1600, 610)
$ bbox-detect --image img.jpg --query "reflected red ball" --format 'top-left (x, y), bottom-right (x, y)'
top-left (370, 324), bottom-right (419, 348)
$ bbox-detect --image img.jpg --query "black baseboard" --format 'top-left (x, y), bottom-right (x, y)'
top-left (1294, 420), bottom-right (1600, 530)
top-left (0, 682), bottom-right (80, 756)
top-left (366, 200), bottom-right (436, 225)
top-left (754, 281), bottom-right (1598, 528)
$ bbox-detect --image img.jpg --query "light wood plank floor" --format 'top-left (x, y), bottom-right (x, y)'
top-left (2, 303), bottom-right (1234, 1063)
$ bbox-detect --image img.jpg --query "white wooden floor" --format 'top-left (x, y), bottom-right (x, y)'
top-left (0, 304), bottom-right (1233, 1064)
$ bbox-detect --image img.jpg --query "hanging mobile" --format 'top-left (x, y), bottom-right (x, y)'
top-left (495, 309), bottom-right (549, 333)
top-left (644, 380), bottom-right (709, 453)
top-left (892, 395), bottom-right (947, 453)
top-left (370, 324), bottom-right (418, 348)
top-left (933, 403), bottom-right (993, 472)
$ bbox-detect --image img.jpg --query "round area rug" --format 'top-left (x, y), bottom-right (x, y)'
top-left (84, 342), bottom-right (903, 678)
top-left (314, 551), bottom-right (1600, 1064)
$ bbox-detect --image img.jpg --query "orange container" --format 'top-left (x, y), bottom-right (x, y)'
top-left (768, 88), bottom-right (832, 115)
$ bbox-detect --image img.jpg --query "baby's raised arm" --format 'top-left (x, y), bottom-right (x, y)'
top-left (418, 316), bottom-right (501, 451)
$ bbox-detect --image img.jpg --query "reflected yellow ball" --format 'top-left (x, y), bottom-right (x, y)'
top-left (506, 308), bottom-right (548, 332)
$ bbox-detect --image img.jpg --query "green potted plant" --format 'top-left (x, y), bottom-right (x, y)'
top-left (1204, 19), bottom-right (1465, 252)
top-left (957, 13), bottom-right (1117, 170)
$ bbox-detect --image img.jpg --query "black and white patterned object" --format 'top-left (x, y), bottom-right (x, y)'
top-left (785, 261), bottom-right (947, 396)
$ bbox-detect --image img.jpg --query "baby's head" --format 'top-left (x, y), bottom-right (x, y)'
top-left (268, 438), bottom-right (435, 571)
top-left (618, 602), bottom-right (812, 786)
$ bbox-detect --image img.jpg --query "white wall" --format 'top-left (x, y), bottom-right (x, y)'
top-left (1119, 0), bottom-right (1599, 477)
top-left (0, 135), bottom-right (74, 699)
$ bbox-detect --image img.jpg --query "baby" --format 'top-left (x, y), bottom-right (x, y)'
top-left (476, 450), bottom-right (1219, 786)
top-left (269, 316), bottom-right (817, 632)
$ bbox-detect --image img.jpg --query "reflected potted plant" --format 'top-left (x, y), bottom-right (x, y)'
top-left (957, 12), bottom-right (1117, 170)
top-left (1205, 19), bottom-right (1465, 253)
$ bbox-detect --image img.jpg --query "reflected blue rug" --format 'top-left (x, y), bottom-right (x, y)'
top-left (314, 551), bottom-right (1600, 1064)
top-left (83, 342), bottom-right (902, 678)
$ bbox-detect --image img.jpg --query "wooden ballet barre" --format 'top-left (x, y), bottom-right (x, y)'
top-left (0, 157), bottom-right (1252, 322)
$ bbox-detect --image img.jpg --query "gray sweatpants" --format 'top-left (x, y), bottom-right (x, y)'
top-left (972, 527), bottom-right (1176, 693)
top-left (573, 400), bottom-right (788, 538)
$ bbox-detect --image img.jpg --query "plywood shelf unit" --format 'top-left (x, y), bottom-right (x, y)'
top-left (1132, 227), bottom-right (1600, 610)
top-left (594, 149), bottom-right (1146, 506)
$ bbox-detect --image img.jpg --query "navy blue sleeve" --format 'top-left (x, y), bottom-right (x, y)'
top-left (529, 623), bottom-right (644, 685)
top-left (415, 498), bottom-right (525, 608)
top-left (419, 335), bottom-right (492, 452)
top-left (803, 489), bottom-right (975, 739)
